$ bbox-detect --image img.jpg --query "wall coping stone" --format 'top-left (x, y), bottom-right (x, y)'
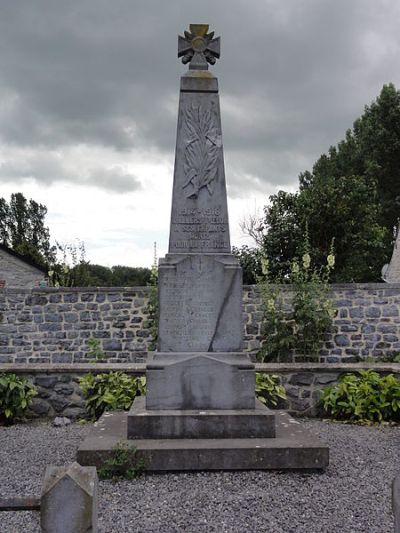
top-left (1, 282), bottom-right (399, 295)
top-left (1, 362), bottom-right (399, 375)
top-left (0, 286), bottom-right (150, 294)
top-left (243, 282), bottom-right (400, 291)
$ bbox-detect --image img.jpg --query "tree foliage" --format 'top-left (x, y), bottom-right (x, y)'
top-left (261, 84), bottom-right (400, 282)
top-left (49, 241), bottom-right (152, 287)
top-left (232, 245), bottom-right (262, 284)
top-left (0, 192), bottom-right (55, 266)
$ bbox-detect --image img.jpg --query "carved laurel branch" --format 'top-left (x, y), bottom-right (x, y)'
top-left (182, 103), bottom-right (220, 199)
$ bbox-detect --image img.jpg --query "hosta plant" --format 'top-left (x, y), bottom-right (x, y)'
top-left (79, 372), bottom-right (146, 420)
top-left (255, 372), bottom-right (287, 408)
top-left (320, 370), bottom-right (400, 423)
top-left (0, 373), bottom-right (37, 424)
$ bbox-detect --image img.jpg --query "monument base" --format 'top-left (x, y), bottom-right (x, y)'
top-left (127, 396), bottom-right (276, 439)
top-left (146, 352), bottom-right (255, 410)
top-left (77, 407), bottom-right (329, 471)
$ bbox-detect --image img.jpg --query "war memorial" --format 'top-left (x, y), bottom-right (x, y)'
top-left (78, 24), bottom-right (329, 471)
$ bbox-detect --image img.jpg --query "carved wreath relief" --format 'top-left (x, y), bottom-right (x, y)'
top-left (182, 103), bottom-right (221, 199)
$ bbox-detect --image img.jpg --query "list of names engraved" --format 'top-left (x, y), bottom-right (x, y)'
top-left (159, 258), bottom-right (223, 351)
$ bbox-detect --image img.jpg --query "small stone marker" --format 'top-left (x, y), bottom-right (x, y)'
top-left (394, 475), bottom-right (400, 533)
top-left (41, 462), bottom-right (98, 533)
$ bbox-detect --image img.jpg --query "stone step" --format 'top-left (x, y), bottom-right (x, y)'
top-left (77, 411), bottom-right (329, 471)
top-left (127, 397), bottom-right (276, 439)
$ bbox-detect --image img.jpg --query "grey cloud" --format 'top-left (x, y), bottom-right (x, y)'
top-left (0, 152), bottom-right (141, 193)
top-left (88, 166), bottom-right (141, 193)
top-left (0, 0), bottom-right (399, 193)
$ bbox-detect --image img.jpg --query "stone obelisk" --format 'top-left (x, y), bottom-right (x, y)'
top-left (158, 24), bottom-right (243, 354)
top-left (145, 24), bottom-right (252, 410)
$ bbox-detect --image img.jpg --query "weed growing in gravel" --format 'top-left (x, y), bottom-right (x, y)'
top-left (98, 442), bottom-right (145, 480)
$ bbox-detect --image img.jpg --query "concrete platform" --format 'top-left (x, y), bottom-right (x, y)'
top-left (127, 397), bottom-right (276, 439)
top-left (77, 411), bottom-right (329, 471)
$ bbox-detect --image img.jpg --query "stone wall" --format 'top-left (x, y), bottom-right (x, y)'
top-left (1, 363), bottom-right (398, 419)
top-left (2, 283), bottom-right (400, 364)
top-left (0, 288), bottom-right (153, 364)
top-left (244, 283), bottom-right (400, 361)
top-left (0, 248), bottom-right (46, 288)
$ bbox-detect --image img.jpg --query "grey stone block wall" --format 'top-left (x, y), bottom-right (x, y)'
top-left (28, 372), bottom-right (88, 419)
top-left (0, 288), bottom-right (153, 364)
top-left (2, 363), bottom-right (398, 419)
top-left (243, 283), bottom-right (400, 361)
top-left (2, 283), bottom-right (400, 363)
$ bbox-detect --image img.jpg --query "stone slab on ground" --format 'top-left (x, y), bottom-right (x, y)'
top-left (127, 396), bottom-right (276, 439)
top-left (146, 352), bottom-right (254, 410)
top-left (77, 411), bottom-right (329, 471)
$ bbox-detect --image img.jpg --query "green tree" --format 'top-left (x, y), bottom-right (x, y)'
top-left (261, 84), bottom-right (399, 282)
top-left (1, 192), bottom-right (54, 266)
top-left (232, 245), bottom-right (262, 284)
top-left (82, 264), bottom-right (114, 286)
top-left (111, 265), bottom-right (151, 287)
top-left (0, 198), bottom-right (9, 245)
top-left (261, 191), bottom-right (302, 280)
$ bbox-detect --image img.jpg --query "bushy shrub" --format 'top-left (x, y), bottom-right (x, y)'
top-left (320, 370), bottom-right (400, 423)
top-left (255, 372), bottom-right (287, 408)
top-left (0, 373), bottom-right (37, 423)
top-left (258, 233), bottom-right (335, 363)
top-left (79, 372), bottom-right (146, 420)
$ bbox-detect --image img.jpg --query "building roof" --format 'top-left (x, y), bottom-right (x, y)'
top-left (0, 243), bottom-right (48, 274)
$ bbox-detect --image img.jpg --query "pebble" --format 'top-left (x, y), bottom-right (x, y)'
top-left (52, 416), bottom-right (72, 427)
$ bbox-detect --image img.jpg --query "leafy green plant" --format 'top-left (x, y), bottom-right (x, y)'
top-left (232, 245), bottom-right (262, 284)
top-left (144, 261), bottom-right (158, 350)
top-left (379, 353), bottom-right (400, 363)
top-left (86, 337), bottom-right (105, 362)
top-left (258, 232), bottom-right (335, 362)
top-left (79, 372), bottom-right (146, 420)
top-left (320, 370), bottom-right (400, 423)
top-left (255, 372), bottom-right (287, 408)
top-left (98, 442), bottom-right (145, 480)
top-left (0, 373), bottom-right (37, 423)
top-left (356, 353), bottom-right (400, 363)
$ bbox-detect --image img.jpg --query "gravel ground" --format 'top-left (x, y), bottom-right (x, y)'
top-left (0, 419), bottom-right (399, 533)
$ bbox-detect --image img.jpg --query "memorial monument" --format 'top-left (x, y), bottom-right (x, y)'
top-left (78, 25), bottom-right (329, 471)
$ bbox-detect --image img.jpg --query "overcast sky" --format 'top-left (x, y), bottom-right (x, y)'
top-left (1, 0), bottom-right (400, 267)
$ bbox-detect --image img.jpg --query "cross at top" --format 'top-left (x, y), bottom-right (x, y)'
top-left (178, 24), bottom-right (220, 70)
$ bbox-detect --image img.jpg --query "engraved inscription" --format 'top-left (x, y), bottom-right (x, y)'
top-left (171, 206), bottom-right (229, 251)
top-left (182, 103), bottom-right (222, 200)
top-left (160, 258), bottom-right (221, 351)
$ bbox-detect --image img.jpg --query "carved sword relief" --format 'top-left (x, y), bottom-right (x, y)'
top-left (182, 103), bottom-right (222, 199)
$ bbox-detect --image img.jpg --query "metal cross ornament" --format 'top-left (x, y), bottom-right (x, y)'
top-left (178, 24), bottom-right (220, 70)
